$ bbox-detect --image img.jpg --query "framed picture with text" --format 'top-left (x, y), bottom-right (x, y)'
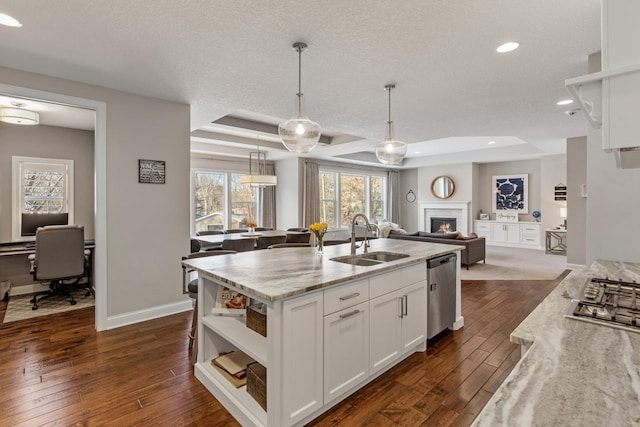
top-left (138, 159), bottom-right (166, 184)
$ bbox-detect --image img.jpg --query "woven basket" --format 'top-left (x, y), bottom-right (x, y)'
top-left (246, 303), bottom-right (267, 337)
top-left (246, 362), bottom-right (267, 410)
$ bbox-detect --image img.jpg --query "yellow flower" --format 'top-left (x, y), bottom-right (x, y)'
top-left (247, 221), bottom-right (258, 229)
top-left (309, 222), bottom-right (328, 240)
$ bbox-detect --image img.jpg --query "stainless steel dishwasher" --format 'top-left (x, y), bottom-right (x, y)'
top-left (427, 253), bottom-right (457, 339)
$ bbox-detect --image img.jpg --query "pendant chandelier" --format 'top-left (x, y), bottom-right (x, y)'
top-left (375, 84), bottom-right (407, 165)
top-left (278, 42), bottom-right (321, 153)
top-left (0, 102), bottom-right (39, 125)
top-left (240, 144), bottom-right (277, 187)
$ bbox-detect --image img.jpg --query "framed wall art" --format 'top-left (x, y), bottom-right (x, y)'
top-left (138, 159), bottom-right (166, 184)
top-left (492, 174), bottom-right (528, 213)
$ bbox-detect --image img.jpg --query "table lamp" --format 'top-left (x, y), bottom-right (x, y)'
top-left (560, 207), bottom-right (567, 229)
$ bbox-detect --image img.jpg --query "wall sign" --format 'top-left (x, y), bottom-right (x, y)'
top-left (138, 159), bottom-right (166, 184)
top-left (554, 183), bottom-right (567, 201)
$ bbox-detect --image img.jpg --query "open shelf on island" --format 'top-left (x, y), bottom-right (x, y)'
top-left (202, 314), bottom-right (268, 366)
top-left (196, 361), bottom-right (267, 426)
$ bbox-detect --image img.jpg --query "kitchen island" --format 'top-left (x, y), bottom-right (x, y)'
top-left (472, 260), bottom-right (640, 426)
top-left (183, 239), bottom-right (463, 427)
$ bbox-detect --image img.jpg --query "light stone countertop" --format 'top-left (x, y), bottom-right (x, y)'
top-left (182, 238), bottom-right (462, 301)
top-left (472, 260), bottom-right (640, 427)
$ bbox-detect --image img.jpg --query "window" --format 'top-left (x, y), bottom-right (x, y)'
top-left (193, 170), bottom-right (258, 232)
top-left (12, 156), bottom-right (74, 241)
top-left (319, 169), bottom-right (387, 227)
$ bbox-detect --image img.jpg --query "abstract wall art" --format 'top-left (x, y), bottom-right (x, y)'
top-left (492, 174), bottom-right (528, 213)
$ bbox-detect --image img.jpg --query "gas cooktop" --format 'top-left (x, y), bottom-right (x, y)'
top-left (565, 277), bottom-right (640, 333)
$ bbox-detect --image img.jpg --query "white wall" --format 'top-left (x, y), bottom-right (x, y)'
top-left (0, 65), bottom-right (191, 325)
top-left (540, 154), bottom-right (567, 233)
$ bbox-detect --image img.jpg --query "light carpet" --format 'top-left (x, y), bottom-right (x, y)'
top-left (460, 245), bottom-right (568, 281)
top-left (3, 291), bottom-right (94, 323)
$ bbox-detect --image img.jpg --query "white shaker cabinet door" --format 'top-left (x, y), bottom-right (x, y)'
top-left (369, 289), bottom-right (403, 375)
top-left (401, 280), bottom-right (427, 353)
top-left (281, 291), bottom-right (324, 426)
top-left (323, 301), bottom-right (370, 404)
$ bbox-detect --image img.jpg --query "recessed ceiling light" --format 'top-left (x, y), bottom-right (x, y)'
top-left (414, 151), bottom-right (421, 154)
top-left (0, 13), bottom-right (22, 27)
top-left (488, 140), bottom-right (496, 145)
top-left (556, 99), bottom-right (574, 106)
top-left (496, 42), bottom-right (519, 53)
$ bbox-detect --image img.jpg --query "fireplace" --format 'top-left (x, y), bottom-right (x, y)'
top-left (419, 201), bottom-right (470, 235)
top-left (431, 217), bottom-right (457, 233)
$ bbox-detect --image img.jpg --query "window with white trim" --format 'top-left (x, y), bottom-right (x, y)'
top-left (319, 169), bottom-right (387, 227)
top-left (12, 156), bottom-right (74, 241)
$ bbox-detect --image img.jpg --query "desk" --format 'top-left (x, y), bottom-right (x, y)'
top-left (545, 229), bottom-right (567, 255)
top-left (0, 239), bottom-right (95, 256)
top-left (194, 230), bottom-right (302, 245)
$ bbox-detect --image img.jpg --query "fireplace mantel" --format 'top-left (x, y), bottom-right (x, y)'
top-left (419, 201), bottom-right (470, 235)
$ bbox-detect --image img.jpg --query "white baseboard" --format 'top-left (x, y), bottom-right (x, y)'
top-left (453, 316), bottom-right (464, 330)
top-left (566, 263), bottom-right (586, 270)
top-left (104, 299), bottom-right (193, 330)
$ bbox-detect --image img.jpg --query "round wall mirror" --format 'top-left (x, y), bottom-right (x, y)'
top-left (431, 176), bottom-right (455, 199)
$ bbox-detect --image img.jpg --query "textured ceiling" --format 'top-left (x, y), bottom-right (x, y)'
top-left (0, 0), bottom-right (601, 167)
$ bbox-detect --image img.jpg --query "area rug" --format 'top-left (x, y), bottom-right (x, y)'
top-left (3, 292), bottom-right (94, 323)
top-left (460, 245), bottom-right (568, 281)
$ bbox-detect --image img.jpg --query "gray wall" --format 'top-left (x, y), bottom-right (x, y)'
top-left (567, 137), bottom-right (587, 266)
top-left (399, 168), bottom-right (418, 231)
top-left (477, 159), bottom-right (541, 222)
top-left (1, 65), bottom-right (191, 324)
top-left (540, 154), bottom-right (567, 233)
top-left (275, 157), bottom-right (301, 229)
top-left (0, 123), bottom-right (95, 240)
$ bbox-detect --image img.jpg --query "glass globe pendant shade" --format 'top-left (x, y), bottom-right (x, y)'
top-left (375, 121), bottom-right (407, 165)
top-left (278, 93), bottom-right (321, 153)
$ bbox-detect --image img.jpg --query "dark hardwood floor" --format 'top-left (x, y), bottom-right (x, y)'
top-left (0, 273), bottom-right (567, 426)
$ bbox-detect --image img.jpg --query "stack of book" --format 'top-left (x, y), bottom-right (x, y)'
top-left (212, 350), bottom-right (256, 388)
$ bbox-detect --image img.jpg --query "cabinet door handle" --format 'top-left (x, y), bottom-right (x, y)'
top-left (339, 292), bottom-right (360, 301)
top-left (403, 295), bottom-right (408, 317)
top-left (339, 309), bottom-right (360, 319)
top-left (399, 297), bottom-right (404, 318)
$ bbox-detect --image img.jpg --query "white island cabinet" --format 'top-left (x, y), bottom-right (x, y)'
top-left (183, 239), bottom-right (463, 427)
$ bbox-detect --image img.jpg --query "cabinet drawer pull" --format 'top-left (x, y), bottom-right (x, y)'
top-left (339, 309), bottom-right (360, 319)
top-left (339, 292), bottom-right (361, 301)
top-left (404, 294), bottom-right (408, 316)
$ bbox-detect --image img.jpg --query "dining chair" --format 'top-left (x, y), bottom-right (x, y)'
top-left (196, 230), bottom-right (224, 235)
top-left (323, 239), bottom-right (351, 246)
top-left (256, 235), bottom-right (287, 250)
top-left (190, 238), bottom-right (201, 253)
top-left (286, 232), bottom-right (311, 244)
top-left (225, 228), bottom-right (249, 234)
top-left (221, 238), bottom-right (255, 252)
top-left (287, 227), bottom-right (309, 232)
top-left (254, 227), bottom-right (273, 231)
top-left (182, 250), bottom-right (237, 363)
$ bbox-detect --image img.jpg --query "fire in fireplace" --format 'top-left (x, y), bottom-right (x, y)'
top-left (431, 217), bottom-right (457, 233)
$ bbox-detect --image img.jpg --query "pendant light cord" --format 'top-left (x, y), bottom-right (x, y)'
top-left (297, 45), bottom-right (302, 96)
top-left (388, 86), bottom-right (392, 123)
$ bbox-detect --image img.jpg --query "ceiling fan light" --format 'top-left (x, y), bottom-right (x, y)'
top-left (0, 107), bottom-right (39, 125)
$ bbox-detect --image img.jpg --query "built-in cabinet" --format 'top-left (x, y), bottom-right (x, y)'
top-left (195, 260), bottom-right (432, 426)
top-left (474, 220), bottom-right (541, 249)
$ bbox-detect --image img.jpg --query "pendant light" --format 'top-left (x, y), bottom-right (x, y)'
top-left (240, 143), bottom-right (277, 187)
top-left (0, 102), bottom-right (39, 125)
top-left (375, 84), bottom-right (407, 165)
top-left (278, 42), bottom-right (321, 153)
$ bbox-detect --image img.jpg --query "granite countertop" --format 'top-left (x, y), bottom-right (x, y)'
top-left (472, 260), bottom-right (640, 426)
top-left (182, 239), bottom-right (461, 301)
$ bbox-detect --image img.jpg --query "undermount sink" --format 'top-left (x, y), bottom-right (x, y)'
top-left (360, 251), bottom-right (410, 262)
top-left (330, 251), bottom-right (410, 266)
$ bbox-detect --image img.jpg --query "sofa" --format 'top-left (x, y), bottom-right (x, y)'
top-left (388, 231), bottom-right (486, 269)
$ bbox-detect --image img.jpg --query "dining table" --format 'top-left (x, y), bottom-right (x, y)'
top-left (193, 230), bottom-right (304, 245)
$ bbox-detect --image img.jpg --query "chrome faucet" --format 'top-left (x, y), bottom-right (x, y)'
top-left (351, 213), bottom-right (372, 256)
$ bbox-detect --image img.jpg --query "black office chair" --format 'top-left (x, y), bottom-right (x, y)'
top-left (286, 232), bottom-right (311, 244)
top-left (182, 250), bottom-right (237, 363)
top-left (29, 225), bottom-right (92, 310)
top-left (256, 235), bottom-right (287, 250)
top-left (221, 238), bottom-right (255, 252)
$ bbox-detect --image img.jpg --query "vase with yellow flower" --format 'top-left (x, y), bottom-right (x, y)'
top-left (247, 221), bottom-right (257, 233)
top-left (309, 222), bottom-right (328, 254)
